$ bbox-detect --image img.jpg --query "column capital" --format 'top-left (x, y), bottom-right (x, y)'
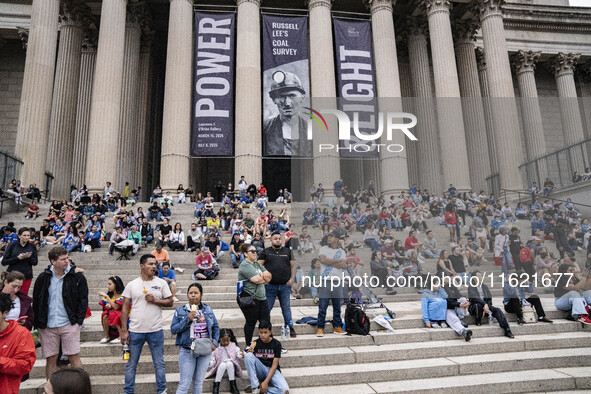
top-left (16, 26), bottom-right (28, 51)
top-left (419, 0), bottom-right (452, 18)
top-left (307, 0), bottom-right (331, 10)
top-left (402, 15), bottom-right (429, 40)
top-left (81, 27), bottom-right (98, 52)
top-left (548, 52), bottom-right (581, 78)
top-left (59, 0), bottom-right (87, 26)
top-left (475, 47), bottom-right (486, 70)
top-left (474, 0), bottom-right (506, 21)
top-left (579, 62), bottom-right (591, 83)
top-left (237, 0), bottom-right (261, 6)
top-left (364, 0), bottom-right (394, 14)
top-left (126, 2), bottom-right (144, 27)
top-left (511, 50), bottom-right (541, 75)
top-left (452, 19), bottom-right (479, 45)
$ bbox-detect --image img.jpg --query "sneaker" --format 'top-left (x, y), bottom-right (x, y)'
top-left (290, 327), bottom-right (297, 338)
top-left (251, 388), bottom-right (261, 394)
top-left (110, 338), bottom-right (121, 344)
top-left (440, 322), bottom-right (448, 328)
top-left (314, 296), bottom-right (319, 304)
top-left (431, 323), bottom-right (440, 328)
top-left (333, 327), bottom-right (347, 335)
top-left (517, 318), bottom-right (524, 326)
top-left (175, 267), bottom-right (185, 273)
top-left (462, 329), bottom-right (473, 342)
top-left (290, 294), bottom-right (296, 300)
top-left (577, 315), bottom-right (591, 325)
top-left (296, 294), bottom-right (302, 299)
top-left (504, 329), bottom-right (515, 339)
top-left (316, 329), bottom-right (324, 337)
top-left (281, 347), bottom-right (288, 354)
top-left (99, 338), bottom-right (109, 344)
top-left (385, 289), bottom-right (397, 296)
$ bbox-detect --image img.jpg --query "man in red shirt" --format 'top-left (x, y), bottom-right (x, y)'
top-left (257, 183), bottom-right (267, 197)
top-left (445, 206), bottom-right (458, 243)
top-left (0, 293), bottom-right (36, 394)
top-left (404, 230), bottom-right (423, 254)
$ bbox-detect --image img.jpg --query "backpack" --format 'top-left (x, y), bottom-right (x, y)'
top-left (344, 303), bottom-right (370, 335)
top-left (519, 247), bottom-right (532, 263)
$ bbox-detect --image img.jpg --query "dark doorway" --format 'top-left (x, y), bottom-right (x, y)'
top-left (263, 158), bottom-right (291, 201)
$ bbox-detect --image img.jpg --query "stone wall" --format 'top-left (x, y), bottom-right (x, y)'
top-left (0, 40), bottom-right (25, 156)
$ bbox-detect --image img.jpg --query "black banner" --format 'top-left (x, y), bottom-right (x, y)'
top-left (333, 18), bottom-right (379, 157)
top-left (262, 14), bottom-right (311, 157)
top-left (192, 12), bottom-right (236, 156)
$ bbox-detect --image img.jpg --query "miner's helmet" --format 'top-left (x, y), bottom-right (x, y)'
top-left (269, 70), bottom-right (305, 99)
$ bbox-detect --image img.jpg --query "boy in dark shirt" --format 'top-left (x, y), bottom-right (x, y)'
top-left (245, 321), bottom-right (289, 394)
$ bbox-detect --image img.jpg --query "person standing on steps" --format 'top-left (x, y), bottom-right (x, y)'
top-left (2, 227), bottom-right (38, 295)
top-left (120, 254), bottom-right (173, 394)
top-left (32, 247), bottom-right (88, 380)
top-left (258, 232), bottom-right (297, 338)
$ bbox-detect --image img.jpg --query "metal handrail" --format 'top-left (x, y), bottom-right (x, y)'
top-left (501, 188), bottom-right (591, 208)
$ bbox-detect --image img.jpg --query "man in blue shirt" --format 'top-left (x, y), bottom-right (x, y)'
top-left (0, 227), bottom-right (17, 252)
top-left (159, 262), bottom-right (178, 302)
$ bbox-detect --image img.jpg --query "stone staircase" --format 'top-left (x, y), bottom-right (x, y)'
top-left (9, 200), bottom-right (591, 393)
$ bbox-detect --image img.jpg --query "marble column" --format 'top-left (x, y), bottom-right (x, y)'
top-left (309, 0), bottom-right (340, 197)
top-left (71, 30), bottom-right (97, 188)
top-left (476, 0), bottom-right (524, 192)
top-left (14, 0), bottom-right (60, 188)
top-left (420, 0), bottom-right (471, 192)
top-left (46, 1), bottom-right (85, 199)
top-left (116, 4), bottom-right (142, 191)
top-left (549, 53), bottom-right (585, 146)
top-left (160, 0), bottom-right (192, 191)
top-left (369, 0), bottom-right (409, 196)
top-left (85, 0), bottom-right (128, 192)
top-left (398, 51), bottom-right (419, 188)
top-left (136, 31), bottom-right (154, 196)
top-left (511, 50), bottom-right (546, 161)
top-left (406, 16), bottom-right (442, 194)
top-left (453, 20), bottom-right (491, 193)
top-left (580, 64), bottom-right (591, 141)
top-left (234, 0), bottom-right (262, 187)
top-left (475, 47), bottom-right (498, 180)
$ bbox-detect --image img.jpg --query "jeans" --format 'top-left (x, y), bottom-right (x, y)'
top-left (266, 284), bottom-right (293, 328)
top-left (379, 219), bottom-right (392, 230)
top-left (392, 219), bottom-right (402, 229)
top-left (364, 238), bottom-right (380, 252)
top-left (423, 249), bottom-right (441, 258)
top-left (125, 330), bottom-right (166, 394)
top-left (244, 353), bottom-right (289, 393)
top-left (176, 347), bottom-right (211, 394)
top-left (65, 243), bottom-right (80, 253)
top-left (143, 235), bottom-right (154, 243)
top-left (455, 272), bottom-right (471, 285)
top-left (231, 253), bottom-right (245, 267)
top-left (317, 285), bottom-right (343, 329)
top-left (148, 211), bottom-right (161, 221)
top-left (499, 249), bottom-right (513, 274)
top-left (555, 291), bottom-right (589, 318)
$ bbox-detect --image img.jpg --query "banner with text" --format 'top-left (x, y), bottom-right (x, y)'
top-left (262, 14), bottom-right (311, 157)
top-left (333, 18), bottom-right (379, 157)
top-left (192, 12), bottom-right (236, 156)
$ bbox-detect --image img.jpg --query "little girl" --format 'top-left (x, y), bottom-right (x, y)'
top-left (205, 329), bottom-right (243, 394)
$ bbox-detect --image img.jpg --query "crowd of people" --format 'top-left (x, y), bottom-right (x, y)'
top-left (1, 175), bottom-right (591, 394)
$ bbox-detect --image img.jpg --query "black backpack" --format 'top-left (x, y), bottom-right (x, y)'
top-left (344, 303), bottom-right (370, 335)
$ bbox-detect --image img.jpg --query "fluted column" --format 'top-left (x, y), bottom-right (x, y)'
top-left (370, 0), bottom-right (409, 196)
top-left (46, 1), bottom-right (85, 199)
top-left (160, 0), bottom-right (192, 191)
top-left (476, 0), bottom-right (524, 192)
top-left (14, 0), bottom-right (60, 187)
top-left (397, 44), bottom-right (419, 187)
top-left (71, 30), bottom-right (97, 187)
top-left (453, 20), bottom-right (491, 192)
top-left (511, 50), bottom-right (546, 161)
top-left (309, 0), bottom-right (340, 197)
top-left (580, 65), bottom-right (591, 140)
top-left (549, 53), bottom-right (585, 146)
top-left (420, 0), bottom-right (471, 191)
top-left (116, 4), bottom-right (142, 191)
top-left (234, 0), bottom-right (263, 186)
top-left (475, 47), bottom-right (498, 179)
top-left (85, 0), bottom-right (128, 192)
top-left (136, 31), bottom-right (154, 196)
top-left (405, 16), bottom-right (442, 193)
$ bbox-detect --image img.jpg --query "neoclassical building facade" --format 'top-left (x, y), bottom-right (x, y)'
top-left (0, 0), bottom-right (590, 200)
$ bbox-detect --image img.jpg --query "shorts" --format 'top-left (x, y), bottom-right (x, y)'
top-left (475, 229), bottom-right (486, 239)
top-left (39, 324), bottom-right (81, 358)
top-left (446, 224), bottom-right (456, 228)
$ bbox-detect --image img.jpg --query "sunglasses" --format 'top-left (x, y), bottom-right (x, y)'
top-left (247, 250), bottom-right (257, 254)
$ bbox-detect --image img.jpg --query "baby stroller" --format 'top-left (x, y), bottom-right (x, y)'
top-left (347, 267), bottom-right (396, 319)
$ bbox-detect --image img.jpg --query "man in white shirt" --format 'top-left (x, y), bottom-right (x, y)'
top-left (121, 254), bottom-right (173, 394)
top-left (238, 176), bottom-right (248, 198)
top-left (584, 227), bottom-right (591, 252)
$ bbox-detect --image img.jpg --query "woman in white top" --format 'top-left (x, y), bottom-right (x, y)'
top-left (168, 222), bottom-right (186, 251)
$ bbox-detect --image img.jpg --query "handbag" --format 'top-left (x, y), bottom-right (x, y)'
top-left (237, 289), bottom-right (256, 308)
top-left (191, 337), bottom-right (213, 357)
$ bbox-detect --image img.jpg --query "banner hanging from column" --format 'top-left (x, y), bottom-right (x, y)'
top-left (333, 18), bottom-right (379, 158)
top-left (191, 12), bottom-right (236, 156)
top-left (262, 14), bottom-right (311, 157)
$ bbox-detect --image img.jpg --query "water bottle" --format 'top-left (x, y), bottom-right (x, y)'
top-left (122, 344), bottom-right (130, 361)
top-left (280, 326), bottom-right (285, 340)
top-left (284, 325), bottom-right (290, 340)
top-left (488, 312), bottom-right (494, 326)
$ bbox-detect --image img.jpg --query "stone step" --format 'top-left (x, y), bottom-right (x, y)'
top-left (27, 332), bottom-right (591, 379)
top-left (20, 349), bottom-right (591, 393)
top-left (289, 367), bottom-right (591, 393)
